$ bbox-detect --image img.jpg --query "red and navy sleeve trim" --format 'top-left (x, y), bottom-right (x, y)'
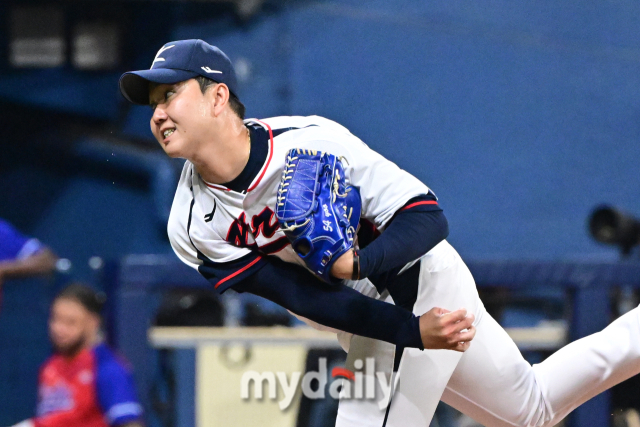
top-left (357, 190), bottom-right (448, 285)
top-left (399, 191), bottom-right (441, 213)
top-left (197, 252), bottom-right (269, 293)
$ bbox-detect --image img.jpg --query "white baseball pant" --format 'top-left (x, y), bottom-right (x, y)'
top-left (335, 240), bottom-right (640, 427)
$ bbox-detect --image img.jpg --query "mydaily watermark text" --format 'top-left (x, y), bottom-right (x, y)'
top-left (240, 358), bottom-right (394, 410)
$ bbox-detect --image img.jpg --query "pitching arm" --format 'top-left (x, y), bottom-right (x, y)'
top-left (233, 256), bottom-right (476, 352)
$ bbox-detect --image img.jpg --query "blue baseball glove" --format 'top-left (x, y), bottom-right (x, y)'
top-left (275, 148), bottom-right (361, 283)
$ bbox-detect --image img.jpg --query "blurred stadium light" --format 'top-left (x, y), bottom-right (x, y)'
top-left (10, 5), bottom-right (65, 68)
top-left (72, 22), bottom-right (120, 70)
top-left (9, 4), bottom-right (122, 70)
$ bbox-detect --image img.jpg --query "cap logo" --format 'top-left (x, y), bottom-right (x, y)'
top-left (151, 45), bottom-right (175, 68)
top-left (201, 66), bottom-right (222, 74)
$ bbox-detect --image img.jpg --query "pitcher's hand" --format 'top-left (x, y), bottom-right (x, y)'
top-left (419, 307), bottom-right (476, 352)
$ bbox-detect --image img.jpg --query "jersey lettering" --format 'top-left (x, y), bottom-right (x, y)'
top-left (226, 207), bottom-right (281, 249)
top-left (251, 207), bottom-right (280, 238)
top-left (226, 212), bottom-right (254, 248)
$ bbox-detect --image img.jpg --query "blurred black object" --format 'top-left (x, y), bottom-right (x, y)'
top-left (589, 205), bottom-right (640, 255)
top-left (243, 303), bottom-right (293, 327)
top-left (296, 349), bottom-right (346, 427)
top-left (154, 289), bottom-right (224, 327)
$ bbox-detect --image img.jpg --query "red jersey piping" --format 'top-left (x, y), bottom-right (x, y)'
top-left (401, 200), bottom-right (438, 211)
top-left (215, 256), bottom-right (262, 288)
top-left (247, 120), bottom-right (274, 192)
top-left (204, 182), bottom-right (231, 191)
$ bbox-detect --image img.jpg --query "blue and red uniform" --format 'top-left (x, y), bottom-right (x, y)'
top-left (0, 219), bottom-right (45, 263)
top-left (0, 219), bottom-right (47, 308)
top-left (34, 343), bottom-right (142, 427)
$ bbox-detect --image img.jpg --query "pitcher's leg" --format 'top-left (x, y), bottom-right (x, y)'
top-left (334, 323), bottom-right (460, 427)
top-left (385, 347), bottom-right (462, 427)
top-left (335, 334), bottom-right (396, 427)
top-left (442, 306), bottom-right (640, 427)
top-left (531, 305), bottom-right (640, 425)
top-left (337, 242), bottom-right (480, 427)
top-left (441, 312), bottom-right (550, 427)
top-left (385, 243), bottom-right (482, 427)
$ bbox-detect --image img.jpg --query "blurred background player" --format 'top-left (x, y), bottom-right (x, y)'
top-left (0, 218), bottom-right (57, 291)
top-left (6, 284), bottom-right (144, 427)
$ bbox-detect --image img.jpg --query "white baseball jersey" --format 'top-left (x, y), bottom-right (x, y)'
top-left (168, 115), bottom-right (430, 292)
top-left (166, 115), bottom-right (640, 427)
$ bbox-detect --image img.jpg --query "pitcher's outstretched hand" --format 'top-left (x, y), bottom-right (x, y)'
top-left (419, 307), bottom-right (476, 352)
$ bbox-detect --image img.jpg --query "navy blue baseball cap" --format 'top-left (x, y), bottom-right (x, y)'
top-left (119, 39), bottom-right (238, 105)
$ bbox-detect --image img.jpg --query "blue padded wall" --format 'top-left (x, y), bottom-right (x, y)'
top-left (0, 279), bottom-right (52, 425)
top-left (285, 1), bottom-right (640, 259)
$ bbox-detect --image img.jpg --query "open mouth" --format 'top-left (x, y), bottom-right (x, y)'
top-left (163, 128), bottom-right (176, 139)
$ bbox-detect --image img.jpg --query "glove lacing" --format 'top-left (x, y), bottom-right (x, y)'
top-left (277, 150), bottom-right (356, 240)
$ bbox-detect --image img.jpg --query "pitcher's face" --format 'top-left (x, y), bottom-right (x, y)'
top-left (149, 79), bottom-right (218, 159)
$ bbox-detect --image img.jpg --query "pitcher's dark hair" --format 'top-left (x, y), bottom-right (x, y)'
top-left (196, 75), bottom-right (246, 119)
